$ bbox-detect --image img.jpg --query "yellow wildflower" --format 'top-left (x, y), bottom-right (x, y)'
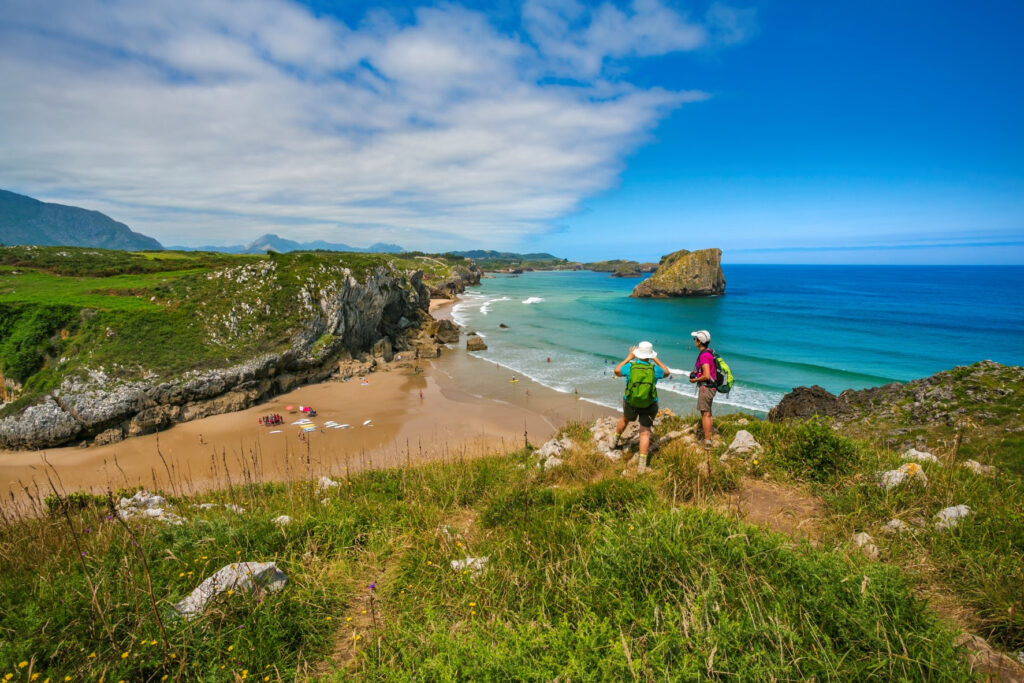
top-left (65, 678), bottom-right (72, 682)
top-left (121, 652), bottom-right (129, 659)
top-left (361, 610), bottom-right (366, 614)
top-left (227, 645), bottom-right (234, 652)
top-left (31, 675), bottom-right (40, 681)
top-left (325, 616), bottom-right (332, 621)
top-left (471, 610), bottom-right (477, 615)
top-left (265, 677), bottom-right (270, 682)
top-left (88, 653), bottom-right (97, 659)
top-left (150, 640), bottom-right (157, 646)
top-left (162, 677), bottom-right (168, 682)
top-left (18, 663), bottom-right (27, 669)
top-left (5, 675), bottom-right (13, 682)
top-left (469, 602), bottom-right (476, 607)
top-left (227, 590), bottom-right (235, 597)
top-left (178, 572), bottom-right (185, 578)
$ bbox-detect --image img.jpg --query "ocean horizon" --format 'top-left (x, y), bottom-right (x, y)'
top-left (450, 265), bottom-right (1024, 416)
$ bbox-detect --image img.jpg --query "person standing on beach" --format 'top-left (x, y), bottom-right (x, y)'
top-left (614, 341), bottom-right (671, 473)
top-left (688, 330), bottom-right (716, 449)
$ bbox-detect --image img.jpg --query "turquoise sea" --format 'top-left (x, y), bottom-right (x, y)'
top-left (451, 266), bottom-right (1024, 416)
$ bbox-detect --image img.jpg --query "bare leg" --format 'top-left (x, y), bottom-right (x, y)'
top-left (701, 411), bottom-right (713, 444)
top-left (616, 415), bottom-right (628, 435)
top-left (639, 426), bottom-right (651, 455)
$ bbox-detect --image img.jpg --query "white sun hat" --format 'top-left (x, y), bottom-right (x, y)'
top-left (633, 341), bottom-right (657, 359)
top-left (690, 330), bottom-right (711, 344)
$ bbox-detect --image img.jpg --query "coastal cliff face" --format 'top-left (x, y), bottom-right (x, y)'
top-left (428, 262), bottom-right (483, 299)
top-left (0, 250), bottom-right (480, 450)
top-left (631, 248), bottom-right (725, 298)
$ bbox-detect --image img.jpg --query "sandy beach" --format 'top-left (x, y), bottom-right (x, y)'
top-left (0, 307), bottom-right (614, 510)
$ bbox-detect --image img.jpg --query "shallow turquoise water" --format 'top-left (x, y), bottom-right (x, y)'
top-left (451, 266), bottom-right (1024, 416)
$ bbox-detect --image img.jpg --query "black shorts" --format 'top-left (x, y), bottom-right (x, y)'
top-left (622, 400), bottom-right (658, 428)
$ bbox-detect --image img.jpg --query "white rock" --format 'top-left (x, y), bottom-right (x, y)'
top-left (883, 518), bottom-right (910, 534)
top-left (543, 456), bottom-right (564, 470)
top-left (536, 437), bottom-right (572, 459)
top-left (450, 556), bottom-right (489, 575)
top-left (962, 460), bottom-right (995, 475)
top-left (877, 462), bottom-right (928, 489)
top-left (317, 476), bottom-right (340, 492)
top-left (727, 430), bottom-right (762, 456)
top-left (852, 532), bottom-right (879, 560)
top-left (935, 505), bottom-right (971, 530)
top-left (273, 515), bottom-right (292, 526)
top-left (117, 490), bottom-right (183, 525)
top-left (901, 448), bottom-right (939, 464)
top-left (174, 562), bottom-right (287, 619)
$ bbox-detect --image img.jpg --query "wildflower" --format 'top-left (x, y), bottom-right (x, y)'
top-left (18, 662), bottom-right (28, 669)
top-left (150, 640), bottom-right (157, 646)
top-left (242, 670), bottom-right (248, 678)
top-left (345, 617), bottom-right (352, 622)
top-left (187, 571), bottom-right (193, 577)
top-left (426, 561), bottom-right (432, 566)
top-left (368, 582), bottom-right (376, 591)
top-left (121, 652), bottom-right (129, 659)
top-left (355, 635), bottom-right (361, 641)
top-left (228, 646), bottom-right (234, 652)
top-left (325, 616), bottom-right (332, 621)
top-left (88, 652), bottom-right (97, 659)
top-left (471, 610), bottom-right (476, 616)
top-left (456, 541), bottom-right (462, 547)
top-left (31, 674), bottom-right (40, 681)
top-left (162, 677), bottom-right (169, 681)
top-left (469, 602), bottom-right (476, 607)
top-left (4, 675), bottom-right (13, 681)
top-left (236, 550), bottom-right (242, 555)
top-left (628, 525), bottom-right (634, 531)
top-left (170, 653), bottom-right (177, 659)
top-left (265, 677), bottom-right (270, 682)
top-left (178, 572), bottom-right (185, 578)
top-left (64, 678), bottom-right (72, 683)
top-left (753, 459), bottom-right (759, 465)
top-left (227, 590), bottom-right (235, 597)
top-left (202, 555), bottom-right (208, 560)
top-left (400, 590), bottom-right (405, 595)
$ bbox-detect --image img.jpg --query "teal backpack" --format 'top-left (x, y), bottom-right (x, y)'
top-left (625, 361), bottom-right (657, 408)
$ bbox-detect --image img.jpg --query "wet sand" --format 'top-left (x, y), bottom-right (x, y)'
top-left (1, 339), bottom-right (613, 510)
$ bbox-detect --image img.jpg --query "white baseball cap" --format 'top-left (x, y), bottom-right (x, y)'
top-left (690, 330), bottom-right (711, 344)
top-left (633, 341), bottom-right (657, 359)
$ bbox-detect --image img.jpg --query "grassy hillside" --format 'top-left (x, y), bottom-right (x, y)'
top-left (7, 376), bottom-right (1023, 680)
top-left (0, 246), bottom-right (461, 414)
top-left (1, 424), bottom-right (974, 681)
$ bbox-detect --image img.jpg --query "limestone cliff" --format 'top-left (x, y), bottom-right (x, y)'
top-left (0, 258), bottom-right (482, 450)
top-left (631, 248), bottom-right (725, 298)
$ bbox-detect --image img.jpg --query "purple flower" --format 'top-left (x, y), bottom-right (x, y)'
top-left (84, 527), bottom-right (91, 533)
top-left (368, 582), bottom-right (376, 591)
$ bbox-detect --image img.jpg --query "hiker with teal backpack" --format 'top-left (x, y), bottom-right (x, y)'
top-left (688, 329), bottom-right (732, 450)
top-left (614, 341), bottom-right (672, 474)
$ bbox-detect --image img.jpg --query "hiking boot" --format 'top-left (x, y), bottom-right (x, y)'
top-left (636, 454), bottom-right (650, 475)
top-left (703, 439), bottom-right (713, 451)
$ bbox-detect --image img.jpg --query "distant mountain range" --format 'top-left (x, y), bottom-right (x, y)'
top-left (0, 189), bottom-right (162, 251)
top-left (446, 249), bottom-right (561, 261)
top-left (0, 189), bottom-right (404, 254)
top-left (168, 234), bottom-right (404, 254)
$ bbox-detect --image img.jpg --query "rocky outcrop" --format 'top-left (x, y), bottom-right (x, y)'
top-left (0, 265), bottom-right (434, 450)
top-left (631, 248), bottom-right (725, 298)
top-left (466, 335), bottom-right (488, 351)
top-left (767, 361), bottom-right (1022, 428)
top-left (428, 263), bottom-right (483, 299)
top-left (767, 385), bottom-right (843, 422)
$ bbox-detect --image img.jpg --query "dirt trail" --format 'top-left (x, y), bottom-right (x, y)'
top-left (721, 475), bottom-right (1023, 682)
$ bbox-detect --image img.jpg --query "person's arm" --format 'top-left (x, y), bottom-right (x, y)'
top-left (613, 347), bottom-right (636, 377)
top-left (653, 357), bottom-right (672, 379)
top-left (689, 352), bottom-right (712, 383)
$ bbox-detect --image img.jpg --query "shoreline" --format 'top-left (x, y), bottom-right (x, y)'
top-left (0, 318), bottom-right (614, 510)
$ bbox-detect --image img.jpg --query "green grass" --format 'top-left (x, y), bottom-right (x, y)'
top-left (0, 427), bottom-right (975, 681)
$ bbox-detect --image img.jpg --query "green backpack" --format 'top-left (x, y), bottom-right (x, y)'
top-left (625, 361), bottom-right (657, 408)
top-left (707, 349), bottom-right (734, 394)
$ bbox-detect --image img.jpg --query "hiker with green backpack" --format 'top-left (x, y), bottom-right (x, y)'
top-left (613, 341), bottom-right (672, 474)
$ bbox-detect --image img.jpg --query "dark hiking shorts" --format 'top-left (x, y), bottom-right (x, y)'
top-left (623, 400), bottom-right (659, 428)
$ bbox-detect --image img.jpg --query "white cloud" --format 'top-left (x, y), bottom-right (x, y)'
top-left (0, 0), bottom-right (743, 250)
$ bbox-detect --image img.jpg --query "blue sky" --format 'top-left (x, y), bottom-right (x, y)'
top-left (1, 1), bottom-right (1021, 263)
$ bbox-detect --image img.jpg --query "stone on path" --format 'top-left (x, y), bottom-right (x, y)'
top-left (175, 562), bottom-right (287, 619)
top-left (727, 430), bottom-right (762, 456)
